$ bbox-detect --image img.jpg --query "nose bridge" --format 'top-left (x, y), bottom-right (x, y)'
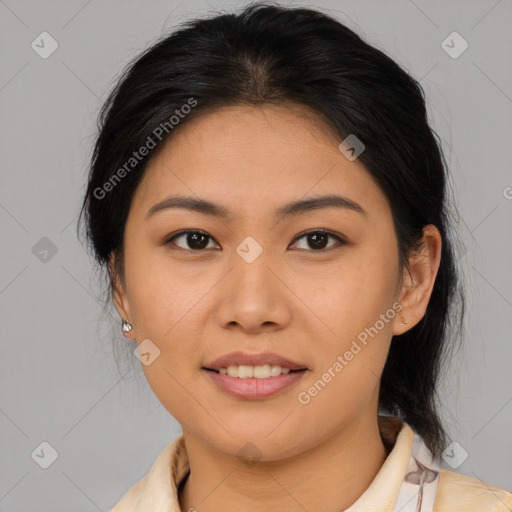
top-left (214, 234), bottom-right (291, 331)
top-left (231, 234), bottom-right (274, 294)
top-left (235, 233), bottom-right (267, 268)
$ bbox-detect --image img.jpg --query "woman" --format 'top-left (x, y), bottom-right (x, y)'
top-left (78, 3), bottom-right (512, 511)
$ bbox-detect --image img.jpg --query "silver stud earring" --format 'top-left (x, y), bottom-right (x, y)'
top-left (122, 320), bottom-right (133, 334)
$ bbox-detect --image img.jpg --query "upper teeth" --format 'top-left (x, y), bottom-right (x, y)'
top-left (219, 364), bottom-right (292, 378)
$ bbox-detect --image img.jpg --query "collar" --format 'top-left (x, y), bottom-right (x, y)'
top-left (111, 416), bottom-right (436, 512)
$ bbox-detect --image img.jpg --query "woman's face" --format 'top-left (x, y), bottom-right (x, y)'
top-left (113, 103), bottom-right (408, 459)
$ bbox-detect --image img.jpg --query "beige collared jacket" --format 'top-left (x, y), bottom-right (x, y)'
top-left (110, 417), bottom-right (512, 511)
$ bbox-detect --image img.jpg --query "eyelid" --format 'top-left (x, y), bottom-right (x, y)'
top-left (164, 228), bottom-right (347, 251)
top-left (164, 229), bottom-right (220, 248)
top-left (289, 229), bottom-right (347, 250)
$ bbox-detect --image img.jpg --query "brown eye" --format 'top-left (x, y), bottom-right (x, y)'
top-left (165, 229), bottom-right (346, 253)
top-left (165, 230), bottom-right (219, 251)
top-left (290, 230), bottom-right (346, 251)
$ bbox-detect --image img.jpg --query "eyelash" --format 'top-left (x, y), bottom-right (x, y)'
top-left (164, 229), bottom-right (347, 252)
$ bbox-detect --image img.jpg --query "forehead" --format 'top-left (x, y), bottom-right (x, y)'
top-left (130, 104), bottom-right (390, 223)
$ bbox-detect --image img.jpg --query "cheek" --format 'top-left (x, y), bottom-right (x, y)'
top-left (124, 224), bottom-right (399, 438)
top-left (297, 247), bottom-right (398, 340)
top-left (125, 243), bottom-right (202, 337)
top-left (123, 249), bottom-right (206, 405)
top-left (294, 242), bottom-right (398, 405)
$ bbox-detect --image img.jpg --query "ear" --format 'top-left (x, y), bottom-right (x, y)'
top-left (392, 225), bottom-right (442, 336)
top-left (108, 252), bottom-right (135, 339)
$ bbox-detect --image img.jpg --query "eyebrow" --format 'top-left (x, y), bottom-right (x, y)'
top-left (146, 193), bottom-right (366, 222)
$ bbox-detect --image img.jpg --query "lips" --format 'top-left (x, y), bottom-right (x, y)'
top-left (203, 351), bottom-right (307, 371)
top-left (205, 368), bottom-right (307, 399)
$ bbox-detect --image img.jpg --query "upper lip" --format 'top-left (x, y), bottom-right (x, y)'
top-left (204, 351), bottom-right (307, 371)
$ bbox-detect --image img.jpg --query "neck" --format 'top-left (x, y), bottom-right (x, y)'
top-left (178, 413), bottom-right (389, 512)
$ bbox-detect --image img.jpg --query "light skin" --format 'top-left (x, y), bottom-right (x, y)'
top-left (110, 103), bottom-right (442, 512)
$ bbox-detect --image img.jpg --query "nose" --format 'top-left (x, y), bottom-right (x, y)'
top-left (215, 250), bottom-right (293, 335)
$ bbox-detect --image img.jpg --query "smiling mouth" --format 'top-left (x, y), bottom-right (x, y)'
top-left (203, 364), bottom-right (306, 379)
top-left (203, 364), bottom-right (308, 399)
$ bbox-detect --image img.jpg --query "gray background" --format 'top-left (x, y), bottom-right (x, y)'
top-left (1, 0), bottom-right (511, 510)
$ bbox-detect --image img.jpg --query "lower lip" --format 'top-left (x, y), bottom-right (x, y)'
top-left (204, 369), bottom-right (307, 399)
